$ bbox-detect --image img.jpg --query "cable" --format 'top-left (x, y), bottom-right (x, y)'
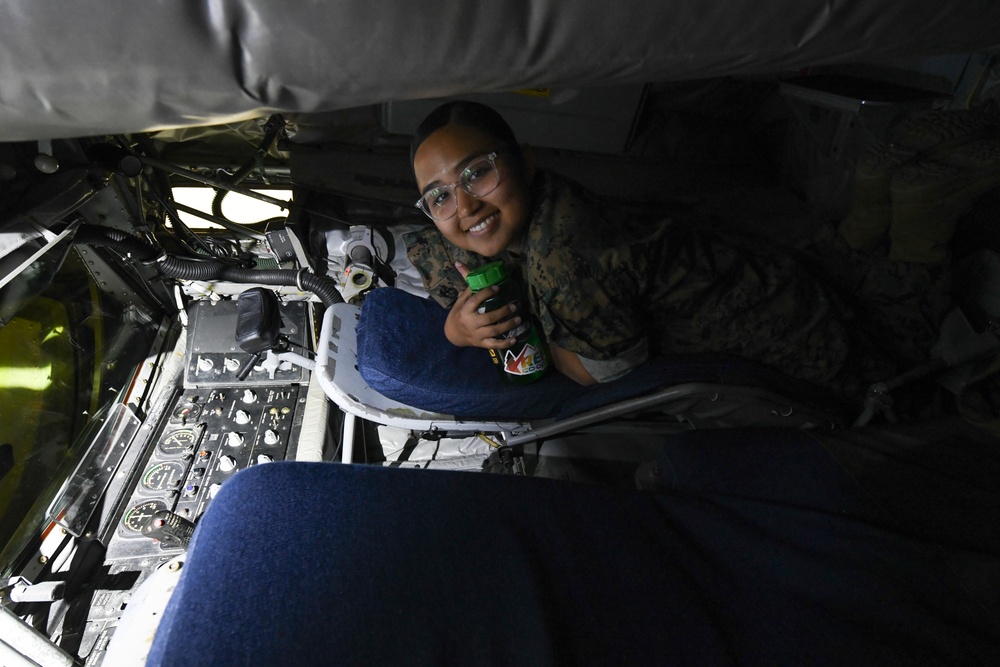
top-left (147, 184), bottom-right (255, 267)
top-left (211, 114), bottom-right (285, 223)
top-left (147, 185), bottom-right (223, 258)
top-left (73, 225), bottom-right (344, 307)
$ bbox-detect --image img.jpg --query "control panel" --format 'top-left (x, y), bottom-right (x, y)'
top-left (105, 384), bottom-right (302, 560)
top-left (82, 295), bottom-right (314, 664)
top-left (184, 298), bottom-right (310, 387)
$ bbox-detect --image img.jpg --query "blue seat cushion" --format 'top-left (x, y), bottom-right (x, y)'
top-left (146, 427), bottom-right (1000, 667)
top-left (355, 288), bottom-right (846, 421)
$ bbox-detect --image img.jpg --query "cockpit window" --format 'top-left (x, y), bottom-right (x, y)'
top-left (0, 295), bottom-right (78, 548)
top-left (170, 186), bottom-right (292, 229)
top-left (0, 245), bottom-right (161, 568)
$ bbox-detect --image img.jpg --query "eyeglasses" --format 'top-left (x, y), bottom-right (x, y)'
top-left (415, 152), bottom-right (501, 221)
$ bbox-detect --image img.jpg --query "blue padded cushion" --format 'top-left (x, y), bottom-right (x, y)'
top-left (355, 288), bottom-right (845, 421)
top-left (146, 428), bottom-right (1000, 667)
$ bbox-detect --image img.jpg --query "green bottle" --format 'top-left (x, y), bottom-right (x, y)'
top-left (465, 261), bottom-right (550, 385)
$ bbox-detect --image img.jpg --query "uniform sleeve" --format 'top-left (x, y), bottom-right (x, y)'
top-left (524, 177), bottom-right (653, 381)
top-left (529, 244), bottom-right (650, 381)
top-left (402, 228), bottom-right (480, 308)
top-left (577, 339), bottom-right (649, 383)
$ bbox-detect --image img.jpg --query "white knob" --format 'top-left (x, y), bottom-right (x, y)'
top-left (263, 429), bottom-right (279, 445)
top-left (34, 154), bottom-right (59, 174)
top-left (256, 454), bottom-right (273, 464)
top-left (218, 456), bottom-right (236, 472)
top-left (242, 389), bottom-right (257, 404)
top-left (226, 432), bottom-right (244, 447)
top-left (224, 358), bottom-right (241, 372)
top-left (234, 410), bottom-right (252, 425)
top-left (197, 357), bottom-right (214, 372)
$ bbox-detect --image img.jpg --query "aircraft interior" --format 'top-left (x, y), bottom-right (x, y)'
top-left (0, 2), bottom-right (999, 665)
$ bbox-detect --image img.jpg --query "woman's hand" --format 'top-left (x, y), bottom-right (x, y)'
top-left (444, 262), bottom-right (522, 349)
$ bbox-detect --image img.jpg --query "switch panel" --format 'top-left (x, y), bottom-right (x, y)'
top-left (106, 385), bottom-right (302, 560)
top-left (184, 298), bottom-right (310, 387)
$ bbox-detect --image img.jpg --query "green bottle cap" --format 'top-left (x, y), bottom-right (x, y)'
top-left (465, 261), bottom-right (507, 291)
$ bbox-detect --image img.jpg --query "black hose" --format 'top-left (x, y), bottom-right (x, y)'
top-left (74, 225), bottom-right (158, 260)
top-left (73, 224), bottom-right (343, 306)
top-left (216, 267), bottom-right (343, 307)
top-left (211, 115), bottom-right (284, 220)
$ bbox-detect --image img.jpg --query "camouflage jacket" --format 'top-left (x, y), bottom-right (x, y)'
top-left (404, 170), bottom-right (874, 390)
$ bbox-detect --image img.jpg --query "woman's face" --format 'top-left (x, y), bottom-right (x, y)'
top-left (413, 123), bottom-right (533, 257)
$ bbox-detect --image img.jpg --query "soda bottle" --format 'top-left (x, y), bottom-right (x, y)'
top-left (465, 261), bottom-right (550, 384)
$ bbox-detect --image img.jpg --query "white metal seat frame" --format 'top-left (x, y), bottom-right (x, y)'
top-left (313, 303), bottom-right (530, 461)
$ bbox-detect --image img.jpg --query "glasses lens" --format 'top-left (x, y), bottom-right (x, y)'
top-left (420, 186), bottom-right (456, 221)
top-left (418, 155), bottom-right (500, 221)
top-left (461, 158), bottom-right (499, 197)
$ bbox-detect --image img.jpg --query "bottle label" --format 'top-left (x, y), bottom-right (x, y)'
top-left (503, 340), bottom-right (548, 376)
top-left (471, 277), bottom-right (549, 382)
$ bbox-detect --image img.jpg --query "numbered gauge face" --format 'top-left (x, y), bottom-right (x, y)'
top-left (122, 500), bottom-right (168, 533)
top-left (141, 461), bottom-right (187, 492)
top-left (172, 401), bottom-right (203, 424)
top-left (159, 428), bottom-right (200, 455)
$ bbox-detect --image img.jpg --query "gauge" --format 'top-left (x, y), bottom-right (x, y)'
top-left (140, 461), bottom-right (187, 492)
top-left (172, 402), bottom-right (203, 424)
top-left (159, 428), bottom-right (201, 455)
top-left (122, 500), bottom-right (167, 533)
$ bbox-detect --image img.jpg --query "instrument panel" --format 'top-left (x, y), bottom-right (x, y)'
top-left (84, 293), bottom-right (314, 663)
top-left (106, 384), bottom-right (303, 559)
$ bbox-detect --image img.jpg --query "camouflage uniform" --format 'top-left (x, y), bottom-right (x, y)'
top-left (405, 171), bottom-right (921, 398)
top-left (798, 223), bottom-right (952, 371)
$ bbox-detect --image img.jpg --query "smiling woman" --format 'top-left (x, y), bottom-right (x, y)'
top-left (413, 125), bottom-right (534, 258)
top-left (400, 100), bottom-right (958, 400)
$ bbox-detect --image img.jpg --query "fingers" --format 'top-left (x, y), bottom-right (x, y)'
top-left (444, 291), bottom-right (523, 349)
top-left (448, 267), bottom-right (529, 349)
top-left (464, 289), bottom-right (520, 329)
top-left (460, 308), bottom-right (522, 348)
top-left (480, 336), bottom-right (518, 349)
top-left (478, 314), bottom-right (523, 346)
top-left (452, 280), bottom-right (496, 308)
top-left (462, 284), bottom-right (494, 309)
top-left (456, 284), bottom-right (507, 316)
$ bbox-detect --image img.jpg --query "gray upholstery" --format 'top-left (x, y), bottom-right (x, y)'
top-left (2, 1), bottom-right (999, 140)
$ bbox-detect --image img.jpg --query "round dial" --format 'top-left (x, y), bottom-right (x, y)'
top-left (159, 428), bottom-right (200, 455)
top-left (172, 402), bottom-right (203, 423)
top-left (141, 461), bottom-right (187, 492)
top-left (122, 500), bottom-right (168, 533)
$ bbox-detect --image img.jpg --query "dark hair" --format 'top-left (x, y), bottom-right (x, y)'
top-left (409, 101), bottom-right (522, 177)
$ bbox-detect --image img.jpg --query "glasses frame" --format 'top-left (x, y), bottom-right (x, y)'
top-left (415, 151), bottom-right (501, 221)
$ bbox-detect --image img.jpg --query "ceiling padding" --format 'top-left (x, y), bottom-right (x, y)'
top-left (1, 0), bottom-right (998, 140)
